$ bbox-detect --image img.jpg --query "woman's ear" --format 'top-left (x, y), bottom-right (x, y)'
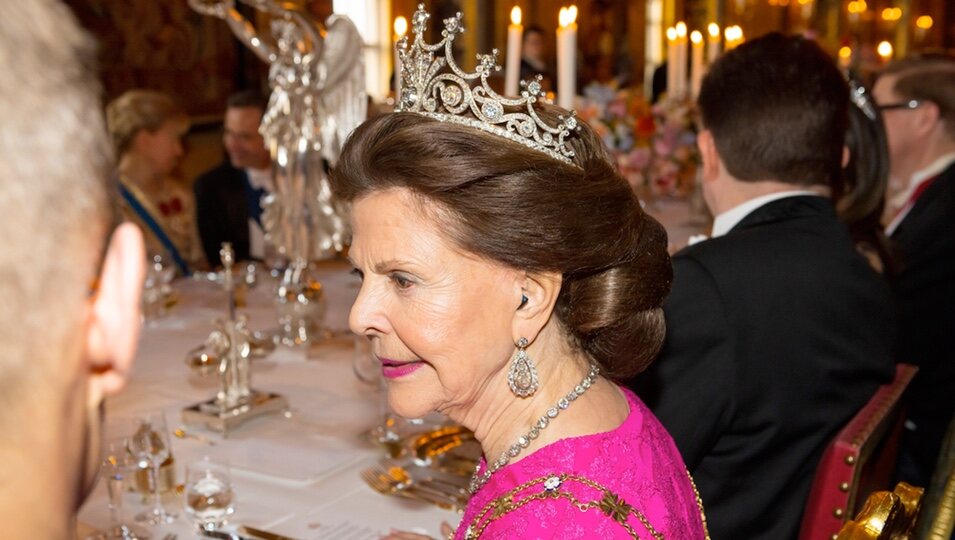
top-left (84, 223), bottom-right (145, 406)
top-left (512, 270), bottom-right (562, 344)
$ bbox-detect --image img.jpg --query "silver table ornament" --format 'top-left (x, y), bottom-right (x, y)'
top-left (183, 243), bottom-right (288, 434)
top-left (190, 0), bottom-right (365, 348)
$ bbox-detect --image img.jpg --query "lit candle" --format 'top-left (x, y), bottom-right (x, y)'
top-left (690, 31), bottom-right (704, 99)
top-left (505, 6), bottom-right (523, 97)
top-left (847, 1), bottom-right (865, 26)
top-left (880, 7), bottom-right (902, 24)
top-left (394, 16), bottom-right (408, 99)
top-left (877, 40), bottom-right (893, 63)
top-left (915, 15), bottom-right (933, 42)
top-left (724, 25), bottom-right (744, 50)
top-left (838, 46), bottom-right (852, 70)
top-left (556, 5), bottom-right (578, 110)
top-left (707, 23), bottom-right (721, 65)
top-left (675, 22), bottom-right (688, 100)
top-left (799, 0), bottom-right (813, 21)
top-left (666, 26), bottom-right (677, 98)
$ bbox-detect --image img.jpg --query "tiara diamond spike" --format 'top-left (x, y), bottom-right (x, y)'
top-left (396, 4), bottom-right (581, 166)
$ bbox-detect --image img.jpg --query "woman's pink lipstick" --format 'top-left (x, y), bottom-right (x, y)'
top-left (378, 357), bottom-right (425, 379)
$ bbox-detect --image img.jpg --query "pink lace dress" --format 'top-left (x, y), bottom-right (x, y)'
top-left (454, 388), bottom-right (708, 539)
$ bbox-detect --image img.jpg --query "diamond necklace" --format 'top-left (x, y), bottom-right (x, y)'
top-left (468, 363), bottom-right (601, 495)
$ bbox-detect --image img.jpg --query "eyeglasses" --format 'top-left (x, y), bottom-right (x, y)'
top-left (876, 99), bottom-right (922, 111)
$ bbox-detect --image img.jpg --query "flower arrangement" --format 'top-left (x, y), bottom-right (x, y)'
top-left (578, 83), bottom-right (700, 199)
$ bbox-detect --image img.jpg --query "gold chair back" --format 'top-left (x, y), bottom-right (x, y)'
top-left (837, 482), bottom-right (924, 540)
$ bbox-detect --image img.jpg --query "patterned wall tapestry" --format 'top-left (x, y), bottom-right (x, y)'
top-left (65, 0), bottom-right (249, 116)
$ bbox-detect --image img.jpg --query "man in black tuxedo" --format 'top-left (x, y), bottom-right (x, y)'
top-left (194, 90), bottom-right (273, 266)
top-left (874, 55), bottom-right (955, 487)
top-left (631, 34), bottom-right (896, 539)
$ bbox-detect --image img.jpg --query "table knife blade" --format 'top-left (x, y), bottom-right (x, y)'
top-left (200, 530), bottom-right (253, 540)
top-left (239, 525), bottom-right (302, 540)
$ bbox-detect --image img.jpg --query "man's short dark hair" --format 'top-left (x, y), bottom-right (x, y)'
top-left (524, 25), bottom-right (545, 40)
top-left (879, 53), bottom-right (955, 140)
top-left (698, 33), bottom-right (848, 186)
top-left (226, 89), bottom-right (267, 112)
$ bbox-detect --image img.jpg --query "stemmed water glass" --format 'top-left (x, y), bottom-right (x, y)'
top-left (129, 411), bottom-right (177, 525)
top-left (142, 253), bottom-right (174, 322)
top-left (86, 432), bottom-right (151, 540)
top-left (184, 457), bottom-right (235, 531)
top-left (352, 336), bottom-right (400, 445)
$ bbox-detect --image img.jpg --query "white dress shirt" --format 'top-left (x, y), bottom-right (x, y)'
top-left (246, 167), bottom-right (273, 259)
top-left (885, 152), bottom-right (955, 236)
top-left (710, 190), bottom-right (822, 239)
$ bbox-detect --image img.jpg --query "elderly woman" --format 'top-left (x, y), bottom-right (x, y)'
top-left (331, 8), bottom-right (707, 538)
top-left (106, 89), bottom-right (194, 274)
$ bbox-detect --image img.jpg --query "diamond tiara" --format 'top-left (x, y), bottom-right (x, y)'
top-left (395, 4), bottom-right (581, 166)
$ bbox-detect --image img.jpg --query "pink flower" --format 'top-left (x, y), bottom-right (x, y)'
top-left (607, 99), bottom-right (627, 120)
top-left (653, 137), bottom-right (674, 158)
top-left (627, 147), bottom-right (652, 170)
top-left (578, 104), bottom-right (601, 123)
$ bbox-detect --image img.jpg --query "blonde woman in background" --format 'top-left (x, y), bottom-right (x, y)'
top-left (106, 89), bottom-right (198, 274)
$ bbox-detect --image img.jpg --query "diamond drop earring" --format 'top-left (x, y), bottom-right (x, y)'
top-left (507, 337), bottom-right (539, 398)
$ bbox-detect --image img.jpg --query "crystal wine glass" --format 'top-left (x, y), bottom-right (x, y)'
top-left (352, 336), bottom-right (400, 445)
top-left (130, 411), bottom-right (177, 525)
top-left (184, 457), bottom-right (235, 531)
top-left (86, 433), bottom-right (152, 540)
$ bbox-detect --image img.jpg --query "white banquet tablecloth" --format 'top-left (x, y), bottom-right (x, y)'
top-left (77, 198), bottom-right (706, 539)
top-left (77, 263), bottom-right (456, 539)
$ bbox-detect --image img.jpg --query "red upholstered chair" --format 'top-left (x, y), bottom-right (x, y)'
top-left (799, 364), bottom-right (919, 540)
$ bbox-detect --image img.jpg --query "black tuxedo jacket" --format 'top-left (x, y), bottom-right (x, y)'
top-left (631, 195), bottom-right (896, 540)
top-left (194, 161), bottom-right (252, 266)
top-left (892, 161), bottom-right (955, 483)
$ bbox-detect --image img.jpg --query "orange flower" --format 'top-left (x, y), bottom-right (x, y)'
top-left (635, 115), bottom-right (656, 139)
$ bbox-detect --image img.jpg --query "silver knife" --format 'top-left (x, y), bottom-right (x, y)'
top-left (200, 530), bottom-right (254, 540)
top-left (239, 525), bottom-right (302, 540)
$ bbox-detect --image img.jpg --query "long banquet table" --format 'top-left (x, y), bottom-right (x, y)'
top-left (76, 197), bottom-right (706, 539)
top-left (77, 262), bottom-right (455, 539)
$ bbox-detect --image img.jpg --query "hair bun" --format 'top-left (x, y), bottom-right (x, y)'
top-left (557, 210), bottom-right (671, 380)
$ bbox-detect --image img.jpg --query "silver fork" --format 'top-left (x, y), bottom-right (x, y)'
top-left (381, 463), bottom-right (469, 505)
top-left (361, 466), bottom-right (465, 510)
top-left (383, 459), bottom-right (470, 495)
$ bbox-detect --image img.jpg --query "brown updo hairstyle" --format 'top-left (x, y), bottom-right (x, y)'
top-left (330, 104), bottom-right (672, 381)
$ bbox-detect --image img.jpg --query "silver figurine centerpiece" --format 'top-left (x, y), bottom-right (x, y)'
top-left (190, 0), bottom-right (365, 349)
top-left (183, 243), bottom-right (288, 434)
